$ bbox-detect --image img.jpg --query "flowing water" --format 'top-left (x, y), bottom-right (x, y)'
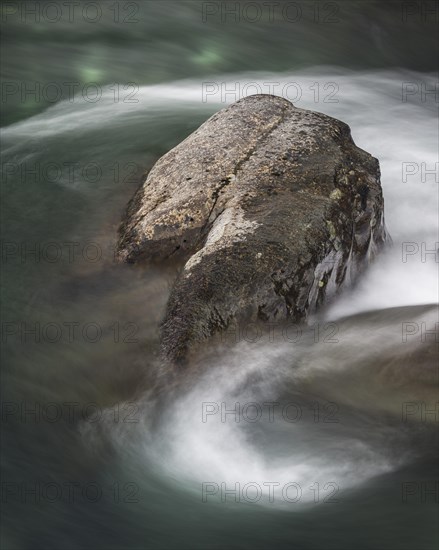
top-left (1, 4), bottom-right (438, 550)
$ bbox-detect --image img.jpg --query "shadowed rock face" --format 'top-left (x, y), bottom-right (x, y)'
top-left (116, 95), bottom-right (389, 364)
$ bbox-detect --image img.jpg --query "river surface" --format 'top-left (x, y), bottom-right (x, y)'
top-left (1, 3), bottom-right (438, 549)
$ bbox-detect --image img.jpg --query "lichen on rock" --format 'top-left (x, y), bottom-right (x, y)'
top-left (116, 94), bottom-right (390, 364)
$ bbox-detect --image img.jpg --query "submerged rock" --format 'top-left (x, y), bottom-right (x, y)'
top-left (116, 95), bottom-right (389, 363)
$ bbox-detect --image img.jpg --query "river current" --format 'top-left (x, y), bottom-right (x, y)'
top-left (1, 64), bottom-right (438, 549)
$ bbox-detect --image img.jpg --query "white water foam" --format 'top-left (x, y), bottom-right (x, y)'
top-left (7, 68), bottom-right (436, 506)
top-left (3, 68), bottom-right (437, 311)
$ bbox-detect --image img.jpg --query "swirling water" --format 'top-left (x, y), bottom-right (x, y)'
top-left (1, 68), bottom-right (438, 549)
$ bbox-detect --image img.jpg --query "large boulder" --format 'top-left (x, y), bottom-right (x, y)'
top-left (116, 95), bottom-right (389, 363)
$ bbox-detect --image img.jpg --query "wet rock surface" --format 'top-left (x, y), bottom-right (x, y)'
top-left (116, 95), bottom-right (389, 363)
